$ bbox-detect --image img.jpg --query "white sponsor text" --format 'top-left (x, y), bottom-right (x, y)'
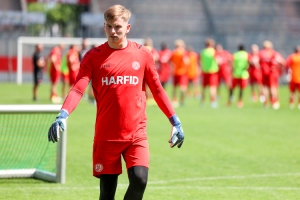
top-left (102, 76), bottom-right (139, 85)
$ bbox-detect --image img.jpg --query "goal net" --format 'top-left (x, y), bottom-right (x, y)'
top-left (17, 36), bottom-right (145, 85)
top-left (0, 104), bottom-right (66, 183)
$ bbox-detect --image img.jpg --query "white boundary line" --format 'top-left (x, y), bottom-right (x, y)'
top-left (147, 172), bottom-right (300, 185)
top-left (1, 172), bottom-right (300, 191)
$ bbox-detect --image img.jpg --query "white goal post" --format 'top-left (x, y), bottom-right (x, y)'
top-left (0, 104), bottom-right (66, 183)
top-left (17, 36), bottom-right (145, 85)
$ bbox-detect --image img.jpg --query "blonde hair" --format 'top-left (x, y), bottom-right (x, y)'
top-left (263, 40), bottom-right (273, 49)
top-left (174, 39), bottom-right (185, 48)
top-left (104, 5), bottom-right (131, 22)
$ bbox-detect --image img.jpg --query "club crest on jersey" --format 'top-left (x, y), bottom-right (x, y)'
top-left (94, 163), bottom-right (103, 172)
top-left (132, 61), bottom-right (140, 70)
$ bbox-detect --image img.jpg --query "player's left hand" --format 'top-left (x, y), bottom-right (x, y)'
top-left (48, 110), bottom-right (69, 143)
top-left (168, 115), bottom-right (184, 148)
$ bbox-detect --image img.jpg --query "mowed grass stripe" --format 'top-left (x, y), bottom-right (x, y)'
top-left (0, 83), bottom-right (299, 200)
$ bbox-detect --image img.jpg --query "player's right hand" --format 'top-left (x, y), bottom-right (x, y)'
top-left (48, 110), bottom-right (69, 143)
top-left (168, 115), bottom-right (184, 148)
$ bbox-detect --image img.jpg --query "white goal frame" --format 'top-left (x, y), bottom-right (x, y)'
top-left (17, 36), bottom-right (145, 85)
top-left (0, 104), bottom-right (66, 183)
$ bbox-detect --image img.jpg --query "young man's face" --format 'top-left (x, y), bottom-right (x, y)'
top-left (37, 44), bottom-right (43, 52)
top-left (104, 17), bottom-right (130, 47)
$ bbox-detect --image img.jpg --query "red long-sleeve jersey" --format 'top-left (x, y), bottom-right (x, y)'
top-left (62, 40), bottom-right (175, 141)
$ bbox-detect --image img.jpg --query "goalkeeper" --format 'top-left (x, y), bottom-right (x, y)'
top-left (48, 4), bottom-right (184, 200)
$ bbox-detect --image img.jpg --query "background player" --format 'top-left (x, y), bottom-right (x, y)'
top-left (199, 38), bottom-right (219, 108)
top-left (47, 5), bottom-right (184, 200)
top-left (67, 44), bottom-right (80, 88)
top-left (157, 42), bottom-right (172, 89)
top-left (228, 44), bottom-right (249, 108)
top-left (285, 45), bottom-right (300, 109)
top-left (32, 43), bottom-right (46, 101)
top-left (248, 44), bottom-right (263, 102)
top-left (170, 39), bottom-right (189, 107)
top-left (186, 45), bottom-right (200, 99)
top-left (215, 43), bottom-right (232, 101)
top-left (48, 44), bottom-right (64, 103)
top-left (259, 40), bottom-right (285, 109)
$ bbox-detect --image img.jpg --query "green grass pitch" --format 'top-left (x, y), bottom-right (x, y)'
top-left (0, 82), bottom-right (299, 200)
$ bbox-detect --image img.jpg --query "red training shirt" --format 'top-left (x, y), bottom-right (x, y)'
top-left (67, 48), bottom-right (80, 86)
top-left (158, 49), bottom-right (172, 82)
top-left (215, 50), bottom-right (232, 75)
top-left (248, 53), bottom-right (261, 75)
top-left (49, 46), bottom-right (62, 73)
top-left (259, 49), bottom-right (282, 76)
top-left (62, 40), bottom-right (175, 141)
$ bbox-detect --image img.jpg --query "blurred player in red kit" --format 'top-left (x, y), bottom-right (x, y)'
top-left (248, 44), bottom-right (263, 102)
top-left (186, 46), bottom-right (200, 99)
top-left (144, 38), bottom-right (159, 61)
top-left (48, 44), bottom-right (64, 103)
top-left (259, 40), bottom-right (285, 109)
top-left (215, 43), bottom-right (232, 100)
top-left (285, 45), bottom-right (300, 109)
top-left (47, 5), bottom-right (184, 200)
top-left (67, 44), bottom-right (80, 87)
top-left (157, 42), bottom-right (172, 89)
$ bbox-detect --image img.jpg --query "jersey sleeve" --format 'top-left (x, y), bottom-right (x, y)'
top-left (61, 78), bottom-right (90, 114)
top-left (61, 49), bottom-right (94, 114)
top-left (285, 55), bottom-right (292, 68)
top-left (144, 50), bottom-right (175, 118)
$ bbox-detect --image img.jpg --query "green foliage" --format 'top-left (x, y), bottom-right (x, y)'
top-left (27, 2), bottom-right (47, 12)
top-left (27, 3), bottom-right (84, 36)
top-left (46, 4), bottom-right (79, 25)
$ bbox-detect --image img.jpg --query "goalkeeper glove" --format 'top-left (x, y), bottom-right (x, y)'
top-left (168, 115), bottom-right (184, 148)
top-left (48, 109), bottom-right (69, 143)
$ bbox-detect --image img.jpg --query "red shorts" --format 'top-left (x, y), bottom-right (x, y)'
top-left (69, 72), bottom-right (77, 86)
top-left (232, 78), bottom-right (248, 89)
top-left (218, 69), bottom-right (231, 86)
top-left (173, 75), bottom-right (188, 87)
top-left (202, 72), bottom-right (219, 87)
top-left (262, 74), bottom-right (278, 88)
top-left (289, 82), bottom-right (300, 92)
top-left (93, 138), bottom-right (149, 178)
top-left (158, 67), bottom-right (170, 83)
top-left (249, 70), bottom-right (262, 84)
top-left (50, 70), bottom-right (60, 84)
